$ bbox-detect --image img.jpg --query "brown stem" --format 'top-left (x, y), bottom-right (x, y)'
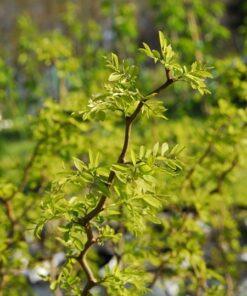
top-left (6, 139), bottom-right (44, 202)
top-left (210, 155), bottom-right (238, 194)
top-left (0, 198), bottom-right (16, 242)
top-left (81, 78), bottom-right (174, 227)
top-left (0, 198), bottom-right (18, 290)
top-left (148, 261), bottom-right (165, 288)
top-left (77, 224), bottom-right (97, 295)
top-left (181, 141), bottom-right (213, 191)
top-left (0, 139), bottom-right (44, 290)
top-left (77, 77), bottom-right (175, 295)
top-left (18, 139), bottom-right (43, 193)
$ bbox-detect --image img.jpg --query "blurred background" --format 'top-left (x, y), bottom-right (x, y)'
top-left (0, 0), bottom-right (246, 295)
top-left (0, 0), bottom-right (246, 125)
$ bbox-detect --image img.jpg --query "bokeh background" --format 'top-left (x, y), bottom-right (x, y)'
top-left (0, 0), bottom-right (246, 295)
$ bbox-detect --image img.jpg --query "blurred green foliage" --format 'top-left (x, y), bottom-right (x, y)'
top-left (0, 1), bottom-right (246, 295)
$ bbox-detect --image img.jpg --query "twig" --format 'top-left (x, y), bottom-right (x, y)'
top-left (148, 261), bottom-right (165, 289)
top-left (76, 224), bottom-right (97, 295)
top-left (181, 141), bottom-right (213, 191)
top-left (17, 139), bottom-right (44, 193)
top-left (210, 155), bottom-right (238, 194)
top-left (0, 139), bottom-right (44, 290)
top-left (77, 76), bottom-right (175, 295)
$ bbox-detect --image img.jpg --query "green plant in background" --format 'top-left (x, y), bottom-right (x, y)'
top-left (148, 0), bottom-right (232, 115)
top-left (101, 0), bottom-right (138, 56)
top-left (0, 1), bottom-right (246, 296)
top-left (150, 0), bottom-right (229, 61)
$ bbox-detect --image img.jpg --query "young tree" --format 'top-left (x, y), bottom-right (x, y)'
top-left (34, 32), bottom-right (212, 295)
top-left (0, 3), bottom-right (246, 295)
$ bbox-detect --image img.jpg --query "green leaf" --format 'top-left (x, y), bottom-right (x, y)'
top-left (159, 31), bottom-right (167, 52)
top-left (73, 157), bottom-right (86, 172)
top-left (139, 145), bottom-right (145, 159)
top-left (142, 195), bottom-right (161, 209)
top-left (88, 150), bottom-right (94, 167)
top-left (161, 143), bottom-right (169, 156)
top-left (142, 42), bottom-right (153, 58)
top-left (112, 164), bottom-right (128, 172)
top-left (111, 53), bottom-right (119, 69)
top-left (50, 281), bottom-right (58, 290)
top-left (131, 149), bottom-right (136, 166)
top-left (109, 73), bottom-right (122, 82)
top-left (34, 222), bottom-right (44, 239)
top-left (153, 142), bottom-right (159, 156)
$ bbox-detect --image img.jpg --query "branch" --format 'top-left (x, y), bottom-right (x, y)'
top-left (148, 261), bottom-right (165, 289)
top-left (0, 198), bottom-right (15, 242)
top-left (17, 139), bottom-right (43, 193)
top-left (181, 141), bottom-right (213, 191)
top-left (81, 77), bottom-right (174, 226)
top-left (76, 224), bottom-right (97, 295)
top-left (76, 76), bottom-right (175, 295)
top-left (0, 197), bottom-right (25, 290)
top-left (210, 155), bottom-right (238, 194)
top-left (0, 139), bottom-right (44, 290)
top-left (7, 139), bottom-right (44, 202)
